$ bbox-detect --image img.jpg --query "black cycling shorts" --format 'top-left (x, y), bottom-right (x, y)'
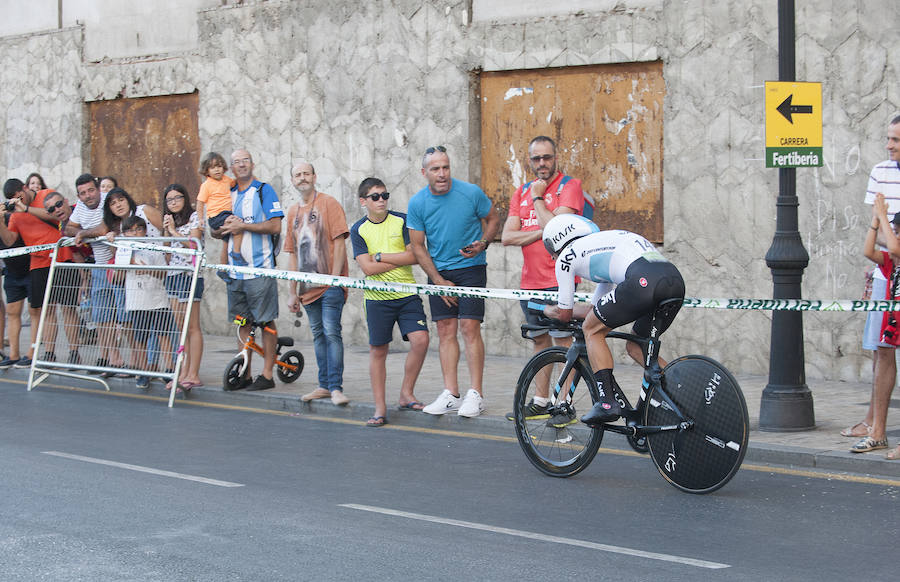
top-left (592, 257), bottom-right (685, 337)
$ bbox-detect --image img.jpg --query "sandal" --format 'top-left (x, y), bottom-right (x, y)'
top-left (850, 435), bottom-right (888, 453)
top-left (886, 445), bottom-right (900, 461)
top-left (840, 421), bottom-right (871, 438)
top-left (366, 416), bottom-right (387, 427)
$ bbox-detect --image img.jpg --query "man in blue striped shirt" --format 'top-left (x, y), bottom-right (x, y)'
top-left (217, 149), bottom-right (284, 391)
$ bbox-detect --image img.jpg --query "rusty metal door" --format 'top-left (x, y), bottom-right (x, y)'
top-left (480, 62), bottom-right (665, 242)
top-left (89, 92), bottom-right (201, 207)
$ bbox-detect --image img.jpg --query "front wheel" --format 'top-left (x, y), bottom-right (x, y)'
top-left (513, 347), bottom-right (603, 478)
top-left (644, 355), bottom-right (749, 494)
top-left (223, 356), bottom-right (247, 391)
top-left (276, 350), bottom-right (304, 383)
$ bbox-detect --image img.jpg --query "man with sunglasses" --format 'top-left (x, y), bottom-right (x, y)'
top-left (350, 177), bottom-right (429, 427)
top-left (0, 181), bottom-right (77, 366)
top-left (501, 135), bottom-right (589, 425)
top-left (408, 145), bottom-right (500, 417)
top-left (284, 161), bottom-right (351, 406)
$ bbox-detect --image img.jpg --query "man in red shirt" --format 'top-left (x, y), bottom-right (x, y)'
top-left (0, 179), bottom-right (75, 365)
top-left (501, 136), bottom-right (589, 423)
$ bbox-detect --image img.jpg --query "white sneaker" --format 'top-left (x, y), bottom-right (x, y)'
top-left (423, 389), bottom-right (461, 415)
top-left (458, 389), bottom-right (484, 418)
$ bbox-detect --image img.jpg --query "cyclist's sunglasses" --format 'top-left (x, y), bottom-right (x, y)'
top-left (424, 145), bottom-right (447, 155)
top-left (365, 192), bottom-right (390, 201)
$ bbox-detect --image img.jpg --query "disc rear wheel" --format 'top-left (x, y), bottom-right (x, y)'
top-left (644, 355), bottom-right (749, 494)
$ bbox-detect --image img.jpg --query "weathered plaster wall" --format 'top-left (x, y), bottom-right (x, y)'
top-left (2, 0), bottom-right (898, 382)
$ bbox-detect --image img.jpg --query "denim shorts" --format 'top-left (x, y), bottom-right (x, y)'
top-left (863, 277), bottom-right (895, 350)
top-left (90, 269), bottom-right (128, 323)
top-left (165, 273), bottom-right (204, 303)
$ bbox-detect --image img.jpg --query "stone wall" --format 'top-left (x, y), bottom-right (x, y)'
top-left (1, 0), bottom-right (899, 381)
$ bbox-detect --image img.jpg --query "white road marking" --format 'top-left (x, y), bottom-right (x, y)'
top-left (42, 451), bottom-right (244, 488)
top-left (339, 503), bottom-right (729, 569)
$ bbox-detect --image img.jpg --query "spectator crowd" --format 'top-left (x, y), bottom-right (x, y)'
top-left (4, 127), bottom-right (899, 462)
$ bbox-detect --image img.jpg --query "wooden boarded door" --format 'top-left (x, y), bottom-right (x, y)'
top-left (480, 62), bottom-right (665, 242)
top-left (89, 92), bottom-right (201, 207)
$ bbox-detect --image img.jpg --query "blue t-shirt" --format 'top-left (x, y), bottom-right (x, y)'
top-left (228, 180), bottom-right (284, 279)
top-left (406, 179), bottom-right (492, 271)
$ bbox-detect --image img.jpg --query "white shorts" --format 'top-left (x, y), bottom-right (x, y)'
top-left (863, 277), bottom-right (895, 350)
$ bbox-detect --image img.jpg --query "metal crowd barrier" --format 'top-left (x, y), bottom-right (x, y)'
top-left (27, 237), bottom-right (203, 408)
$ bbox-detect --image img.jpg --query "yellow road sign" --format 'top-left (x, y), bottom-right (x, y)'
top-left (765, 81), bottom-right (822, 168)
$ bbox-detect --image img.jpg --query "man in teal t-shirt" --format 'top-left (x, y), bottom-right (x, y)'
top-left (407, 146), bottom-right (500, 418)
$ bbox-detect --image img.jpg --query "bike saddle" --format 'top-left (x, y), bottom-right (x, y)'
top-left (277, 336), bottom-right (294, 347)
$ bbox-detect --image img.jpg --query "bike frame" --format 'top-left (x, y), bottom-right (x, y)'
top-left (230, 317), bottom-right (298, 377)
top-left (536, 298), bottom-right (691, 439)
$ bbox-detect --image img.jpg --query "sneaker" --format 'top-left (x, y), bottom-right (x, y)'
top-left (300, 387), bottom-right (331, 402)
top-left (505, 398), bottom-right (550, 421)
top-left (14, 357), bottom-right (32, 369)
top-left (136, 376), bottom-right (150, 389)
top-left (458, 389), bottom-right (484, 418)
top-left (330, 390), bottom-right (350, 406)
top-left (246, 375), bottom-right (275, 391)
top-left (0, 357), bottom-right (19, 370)
top-left (422, 389), bottom-right (461, 415)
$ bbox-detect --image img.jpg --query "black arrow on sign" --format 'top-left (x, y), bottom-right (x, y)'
top-left (776, 94), bottom-right (813, 124)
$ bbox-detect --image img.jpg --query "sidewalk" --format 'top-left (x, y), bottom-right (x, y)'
top-left (26, 333), bottom-right (900, 478)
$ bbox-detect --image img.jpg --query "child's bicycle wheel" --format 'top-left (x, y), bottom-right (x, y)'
top-left (276, 350), bottom-right (304, 383)
top-left (643, 355), bottom-right (749, 494)
top-left (223, 357), bottom-right (247, 391)
top-left (513, 347), bottom-right (603, 477)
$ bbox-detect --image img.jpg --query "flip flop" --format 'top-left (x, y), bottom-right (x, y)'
top-left (397, 401), bottom-right (425, 411)
top-left (366, 416), bottom-right (387, 427)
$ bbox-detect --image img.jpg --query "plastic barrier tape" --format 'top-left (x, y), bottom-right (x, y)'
top-left (204, 263), bottom-right (900, 312)
top-left (8, 239), bottom-right (887, 312)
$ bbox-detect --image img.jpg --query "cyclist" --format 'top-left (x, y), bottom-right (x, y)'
top-left (540, 214), bottom-right (685, 425)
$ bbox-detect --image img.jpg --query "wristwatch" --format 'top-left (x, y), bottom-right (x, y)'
top-left (374, 252), bottom-right (382, 262)
top-left (531, 196), bottom-right (544, 202)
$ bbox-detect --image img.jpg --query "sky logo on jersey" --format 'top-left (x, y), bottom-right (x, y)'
top-left (639, 277), bottom-right (648, 287)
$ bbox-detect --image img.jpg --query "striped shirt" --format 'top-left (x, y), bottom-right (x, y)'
top-left (350, 211), bottom-right (415, 301)
top-left (227, 180), bottom-right (284, 280)
top-left (865, 160), bottom-right (900, 280)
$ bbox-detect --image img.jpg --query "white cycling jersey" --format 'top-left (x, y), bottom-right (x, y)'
top-left (555, 230), bottom-right (668, 309)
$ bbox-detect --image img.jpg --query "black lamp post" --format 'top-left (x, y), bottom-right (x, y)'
top-left (760, 0), bottom-right (815, 431)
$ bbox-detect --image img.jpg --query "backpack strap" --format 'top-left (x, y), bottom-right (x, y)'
top-left (255, 182), bottom-right (281, 256)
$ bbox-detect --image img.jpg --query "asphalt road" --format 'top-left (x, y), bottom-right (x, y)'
top-left (1, 382), bottom-right (897, 581)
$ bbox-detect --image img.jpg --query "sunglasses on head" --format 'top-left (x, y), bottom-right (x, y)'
top-left (424, 145), bottom-right (447, 155)
top-left (365, 192), bottom-right (390, 201)
top-left (46, 200), bottom-right (65, 212)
